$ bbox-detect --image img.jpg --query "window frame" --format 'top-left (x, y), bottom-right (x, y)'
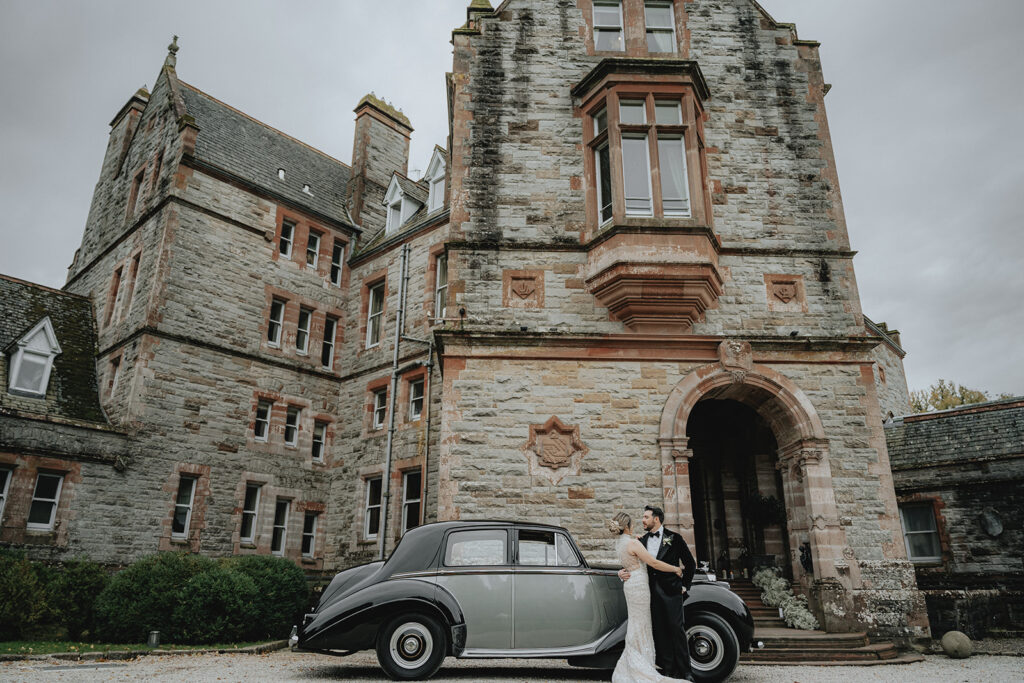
top-left (592, 0), bottom-right (625, 52)
top-left (271, 498), bottom-right (290, 556)
top-left (386, 199), bottom-right (403, 234)
top-left (26, 472), bottom-right (64, 532)
top-left (433, 254), bottom-right (448, 321)
top-left (644, 1), bottom-right (677, 53)
top-left (0, 467), bottom-right (11, 524)
top-left (408, 379), bottom-right (425, 421)
top-left (899, 503), bottom-right (943, 563)
top-left (284, 406), bottom-right (300, 447)
top-left (306, 231), bottom-right (321, 268)
top-left (240, 483), bottom-right (261, 545)
top-left (366, 282), bottom-right (385, 348)
top-left (372, 389), bottom-right (388, 431)
top-left (364, 476), bottom-right (383, 540)
top-left (279, 220), bottom-right (295, 258)
top-left (401, 469), bottom-right (423, 535)
top-left (296, 307), bottom-right (312, 355)
top-left (311, 421), bottom-right (327, 462)
top-left (321, 316), bottom-right (337, 369)
top-left (267, 298), bottom-right (285, 348)
top-left (330, 241), bottom-right (344, 286)
top-left (254, 399), bottom-right (272, 442)
top-left (170, 475), bottom-right (197, 541)
top-left (7, 317), bottom-right (61, 398)
top-left (442, 528), bottom-right (510, 567)
top-left (302, 511), bottom-right (318, 558)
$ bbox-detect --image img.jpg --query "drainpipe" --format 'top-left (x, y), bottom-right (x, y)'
top-left (378, 243), bottom-right (410, 561)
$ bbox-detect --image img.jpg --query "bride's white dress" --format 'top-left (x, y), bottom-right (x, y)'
top-left (611, 535), bottom-right (690, 683)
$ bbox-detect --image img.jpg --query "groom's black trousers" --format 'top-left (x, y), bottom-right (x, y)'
top-left (651, 583), bottom-right (692, 678)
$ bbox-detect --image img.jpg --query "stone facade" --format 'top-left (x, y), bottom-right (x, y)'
top-left (887, 398), bottom-right (1024, 638)
top-left (0, 1), bottom-right (936, 640)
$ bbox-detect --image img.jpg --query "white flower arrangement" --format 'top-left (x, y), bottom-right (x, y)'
top-left (751, 567), bottom-right (819, 630)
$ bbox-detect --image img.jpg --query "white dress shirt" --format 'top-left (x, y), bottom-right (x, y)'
top-left (646, 528), bottom-right (663, 557)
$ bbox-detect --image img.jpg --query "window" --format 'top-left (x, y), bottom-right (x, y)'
top-left (151, 150), bottom-right (164, 193)
top-left (267, 299), bottom-right (285, 347)
top-left (121, 253), bottom-right (141, 321)
top-left (330, 241), bottom-right (344, 286)
top-left (0, 468), bottom-right (10, 523)
top-left (127, 168), bottom-right (145, 219)
top-left (302, 511), bottom-right (318, 558)
top-left (306, 232), bottom-right (321, 268)
top-left (107, 356), bottom-right (121, 397)
top-left (367, 282), bottom-right (385, 347)
top-left (285, 406), bottom-right (300, 446)
top-left (296, 307), bottom-right (312, 354)
top-left (444, 529), bottom-right (507, 566)
top-left (900, 503), bottom-right (942, 563)
top-left (408, 379), bottom-right (424, 421)
top-left (593, 1), bottom-right (624, 51)
top-left (401, 470), bottom-right (422, 534)
top-left (171, 476), bottom-right (196, 540)
top-left (428, 174), bottom-right (445, 212)
top-left (364, 476), bottom-right (382, 539)
top-left (312, 421), bottom-right (327, 462)
top-left (271, 499), bottom-right (289, 555)
top-left (321, 317), bottom-right (337, 369)
top-left (586, 92), bottom-right (693, 224)
top-left (104, 266), bottom-right (123, 326)
top-left (386, 199), bottom-right (403, 234)
top-left (279, 220), bottom-right (294, 258)
top-left (517, 530), bottom-right (581, 567)
top-left (27, 472), bottom-right (64, 531)
top-left (254, 399), bottom-right (272, 442)
top-left (372, 389), bottom-right (387, 431)
top-left (240, 483), bottom-right (261, 544)
top-left (278, 168), bottom-right (286, 181)
top-left (433, 254), bottom-right (448, 320)
top-left (645, 1), bottom-right (676, 53)
top-left (7, 317), bottom-right (61, 398)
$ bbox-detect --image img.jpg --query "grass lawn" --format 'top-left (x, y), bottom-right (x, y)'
top-left (0, 640), bottom-right (271, 656)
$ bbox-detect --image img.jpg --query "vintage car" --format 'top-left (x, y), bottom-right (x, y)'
top-left (292, 520), bottom-right (756, 681)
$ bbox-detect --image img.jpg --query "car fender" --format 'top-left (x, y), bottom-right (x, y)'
top-left (299, 578), bottom-right (466, 654)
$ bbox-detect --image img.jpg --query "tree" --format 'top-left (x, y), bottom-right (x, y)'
top-left (910, 379), bottom-right (1013, 413)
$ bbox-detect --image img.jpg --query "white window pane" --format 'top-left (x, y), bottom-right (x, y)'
top-left (593, 2), bottom-right (621, 27)
top-left (619, 101), bottom-right (646, 125)
top-left (907, 532), bottom-right (941, 559)
top-left (593, 108), bottom-right (607, 136)
top-left (655, 102), bottom-right (682, 125)
top-left (622, 136), bottom-right (652, 213)
top-left (902, 506), bottom-right (937, 533)
top-left (175, 478), bottom-right (195, 506)
top-left (658, 137), bottom-right (689, 215)
top-left (27, 500), bottom-right (55, 526)
top-left (647, 30), bottom-right (675, 53)
top-left (15, 354), bottom-right (48, 393)
top-left (645, 3), bottom-right (674, 29)
top-left (594, 29), bottom-right (623, 51)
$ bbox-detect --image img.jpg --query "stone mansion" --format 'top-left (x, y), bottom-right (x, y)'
top-left (1, 1), bottom-right (935, 640)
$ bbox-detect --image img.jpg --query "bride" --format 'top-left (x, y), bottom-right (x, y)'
top-left (608, 512), bottom-right (691, 683)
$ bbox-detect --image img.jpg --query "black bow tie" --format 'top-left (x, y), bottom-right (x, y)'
top-left (652, 531), bottom-right (662, 538)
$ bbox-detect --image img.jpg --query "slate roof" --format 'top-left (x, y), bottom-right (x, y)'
top-left (885, 398), bottom-right (1024, 470)
top-left (179, 82), bottom-right (354, 226)
top-left (0, 275), bottom-right (108, 424)
top-left (394, 174), bottom-right (429, 206)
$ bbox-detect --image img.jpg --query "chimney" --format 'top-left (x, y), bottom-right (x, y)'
top-left (350, 94), bottom-right (413, 231)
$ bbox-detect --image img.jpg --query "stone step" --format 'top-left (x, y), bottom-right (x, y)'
top-left (743, 643), bottom-right (899, 663)
top-left (757, 633), bottom-right (870, 649)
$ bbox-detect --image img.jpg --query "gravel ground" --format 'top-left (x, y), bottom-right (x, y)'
top-left (2, 650), bottom-right (1023, 683)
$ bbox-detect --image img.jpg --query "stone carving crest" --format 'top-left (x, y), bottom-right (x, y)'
top-left (842, 546), bottom-right (856, 560)
top-left (718, 340), bottom-right (753, 384)
top-left (511, 277), bottom-right (537, 300)
top-left (523, 416), bottom-right (588, 480)
top-left (772, 281), bottom-right (797, 303)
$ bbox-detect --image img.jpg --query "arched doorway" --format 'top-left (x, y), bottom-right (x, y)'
top-left (687, 399), bottom-right (790, 579)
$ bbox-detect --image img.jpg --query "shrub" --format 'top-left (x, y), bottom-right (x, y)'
top-left (222, 555), bottom-right (309, 639)
top-left (94, 552), bottom-right (215, 643)
top-left (171, 566), bottom-right (260, 644)
top-left (0, 549), bottom-right (50, 640)
top-left (47, 558), bottom-right (110, 640)
top-left (751, 566), bottom-right (818, 630)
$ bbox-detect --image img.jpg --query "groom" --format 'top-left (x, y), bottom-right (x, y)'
top-left (619, 505), bottom-right (697, 680)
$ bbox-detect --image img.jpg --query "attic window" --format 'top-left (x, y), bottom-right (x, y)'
top-left (7, 317), bottom-right (61, 398)
top-left (383, 174), bottom-right (424, 235)
top-left (426, 149), bottom-right (447, 213)
top-left (302, 184), bottom-right (313, 196)
top-left (278, 168), bottom-right (286, 181)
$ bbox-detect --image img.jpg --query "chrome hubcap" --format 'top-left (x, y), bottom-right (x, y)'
top-left (687, 625), bottom-right (725, 671)
top-left (389, 622), bottom-right (433, 670)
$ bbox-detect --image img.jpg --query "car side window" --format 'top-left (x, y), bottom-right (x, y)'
top-left (444, 529), bottom-right (508, 566)
top-left (517, 529), bottom-right (581, 567)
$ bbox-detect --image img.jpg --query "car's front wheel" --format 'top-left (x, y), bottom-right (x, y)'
top-left (376, 612), bottom-right (448, 681)
top-left (687, 612), bottom-right (740, 683)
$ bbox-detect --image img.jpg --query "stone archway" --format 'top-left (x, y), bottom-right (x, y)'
top-left (658, 341), bottom-right (848, 596)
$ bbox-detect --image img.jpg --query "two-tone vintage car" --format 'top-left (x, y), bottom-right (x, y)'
top-left (292, 521), bottom-right (756, 681)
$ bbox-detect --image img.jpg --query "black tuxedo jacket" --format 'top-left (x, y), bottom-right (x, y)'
top-left (641, 527), bottom-right (697, 592)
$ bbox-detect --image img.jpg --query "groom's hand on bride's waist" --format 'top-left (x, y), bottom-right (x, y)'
top-left (618, 569), bottom-right (631, 581)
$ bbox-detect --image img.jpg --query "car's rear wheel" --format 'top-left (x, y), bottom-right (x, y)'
top-left (687, 612), bottom-right (740, 683)
top-left (376, 612), bottom-right (448, 681)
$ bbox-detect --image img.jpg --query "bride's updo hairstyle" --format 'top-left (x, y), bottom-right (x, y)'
top-left (607, 512), bottom-right (631, 536)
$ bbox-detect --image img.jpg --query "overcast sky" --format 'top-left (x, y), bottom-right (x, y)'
top-left (1, 1), bottom-right (1021, 398)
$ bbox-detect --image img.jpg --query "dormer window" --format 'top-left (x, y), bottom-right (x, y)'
top-left (383, 174), bottom-right (424, 235)
top-left (386, 198), bottom-right (403, 234)
top-left (7, 317), bottom-right (61, 398)
top-left (425, 147), bottom-right (448, 213)
top-left (278, 168), bottom-right (286, 181)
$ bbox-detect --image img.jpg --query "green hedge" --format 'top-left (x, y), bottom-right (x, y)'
top-left (223, 555), bottom-right (309, 640)
top-left (0, 550), bottom-right (50, 640)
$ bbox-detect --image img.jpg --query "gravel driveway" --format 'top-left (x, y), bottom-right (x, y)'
top-left (2, 650), bottom-right (1023, 683)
